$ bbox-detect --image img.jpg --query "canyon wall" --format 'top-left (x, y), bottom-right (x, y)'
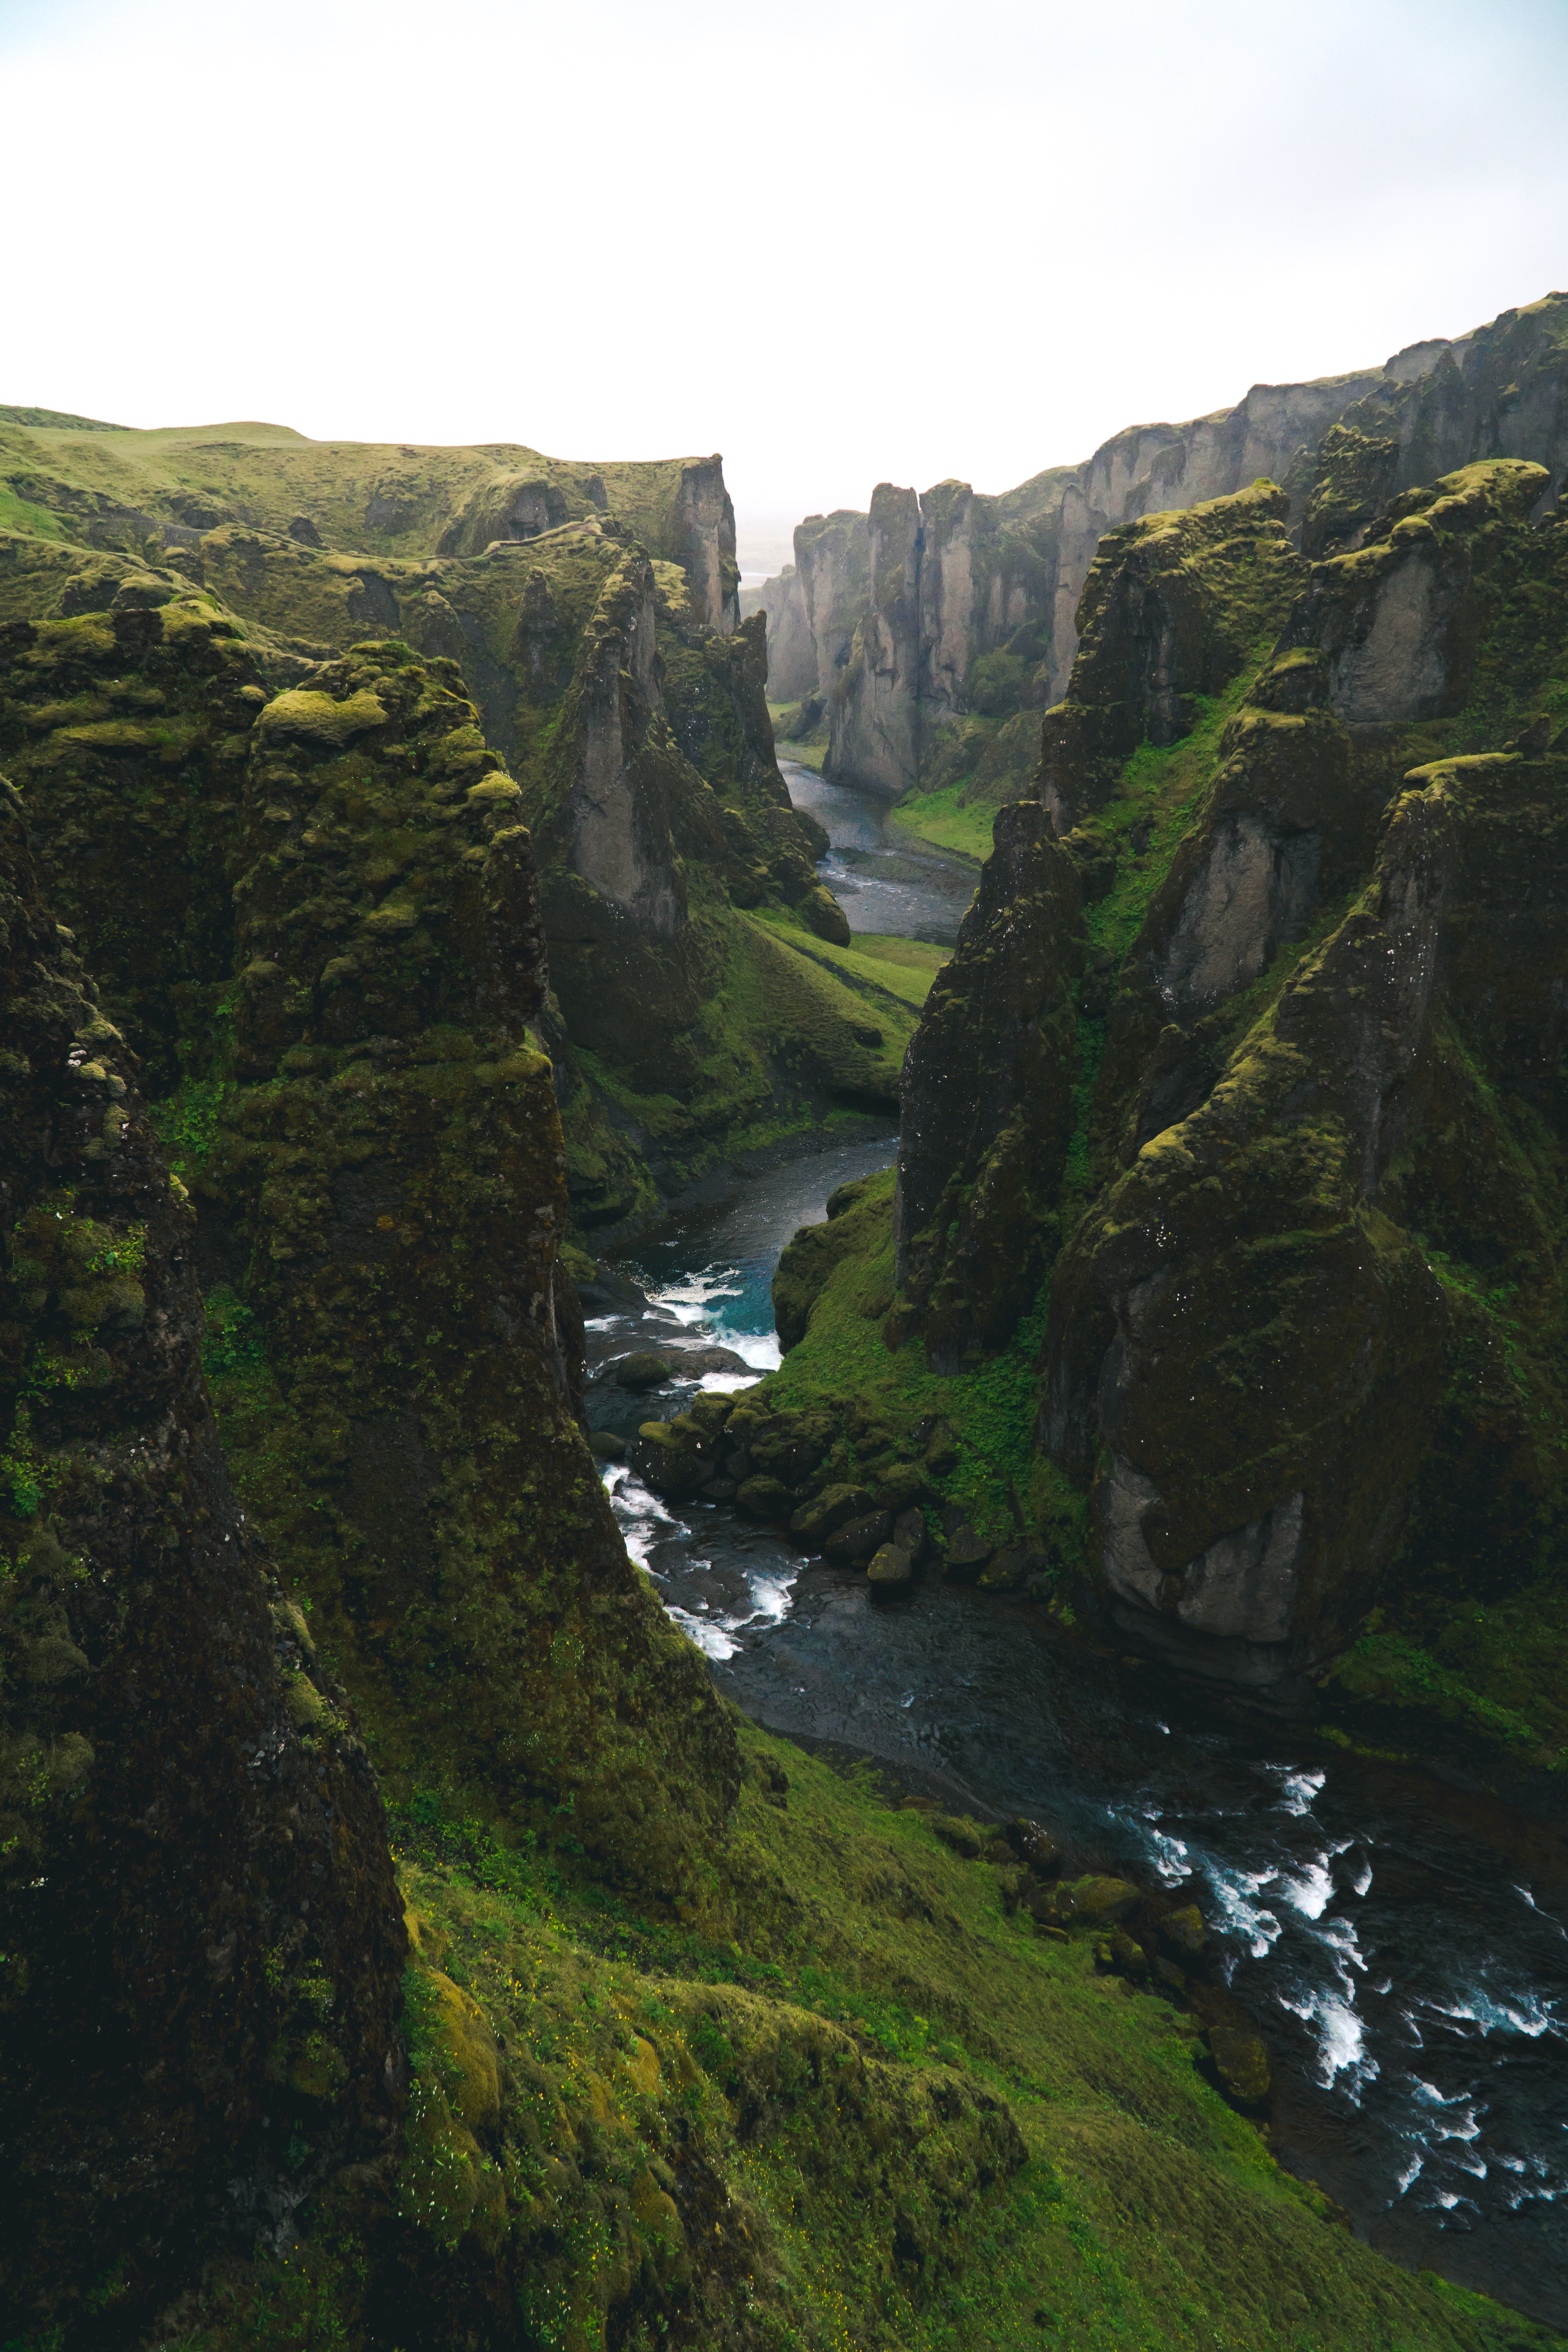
top-left (764, 290), bottom-right (1568, 800)
top-left (0, 799), bottom-right (407, 2337)
top-left (751, 450), bottom-right (1568, 1726)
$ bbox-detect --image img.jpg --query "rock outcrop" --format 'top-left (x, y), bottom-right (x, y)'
top-left (1038, 481), bottom-right (1304, 835)
top-left (0, 801), bottom-right (405, 2334)
top-left (893, 803), bottom-right (1084, 1370)
top-left (748, 559), bottom-right (815, 699)
top-left (827, 483), bottom-right (924, 795)
top-left (201, 646), bottom-right (746, 1883)
top-left (0, 621), bottom-right (745, 1890)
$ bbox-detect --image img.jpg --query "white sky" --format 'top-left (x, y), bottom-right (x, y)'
top-left (4, 0), bottom-right (1566, 568)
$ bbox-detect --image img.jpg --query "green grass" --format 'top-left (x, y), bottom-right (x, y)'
top-left (889, 781), bottom-right (996, 862)
top-left (180, 1729), bottom-right (1565, 2350)
top-left (746, 912), bottom-right (951, 1008)
top-left (0, 487), bottom-right (66, 541)
top-left (1080, 654), bottom-right (1273, 972)
top-left (769, 697), bottom-right (830, 776)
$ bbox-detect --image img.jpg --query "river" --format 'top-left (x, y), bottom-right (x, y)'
top-left (583, 764), bottom-right (1568, 2328)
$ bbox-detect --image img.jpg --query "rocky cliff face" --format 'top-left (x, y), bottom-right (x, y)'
top-left (826, 483), bottom-right (924, 796)
top-left (795, 506), bottom-right (873, 697)
top-left (756, 455), bottom-right (1568, 1725)
top-left (0, 805), bottom-right (405, 2336)
top-left (893, 803), bottom-right (1083, 1370)
top-left (748, 559), bottom-right (815, 699)
top-left (758, 290), bottom-right (1568, 810)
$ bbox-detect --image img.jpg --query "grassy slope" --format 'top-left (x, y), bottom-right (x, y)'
top-left (0, 418), bottom-right (720, 567)
top-left (192, 1724), bottom-right (1555, 2352)
top-left (889, 784), bottom-right (996, 862)
top-left (768, 702), bottom-right (828, 772)
top-left (746, 912), bottom-right (951, 1008)
top-left (546, 905), bottom-right (924, 1192)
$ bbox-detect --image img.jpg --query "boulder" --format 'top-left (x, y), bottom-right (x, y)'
top-left (1208, 2026), bottom-right (1270, 2105)
top-left (669, 1344), bottom-right (752, 1375)
top-left (789, 1484), bottom-right (875, 1544)
top-left (979, 1544), bottom-right (1046, 1592)
top-left (941, 1523), bottom-right (993, 1579)
top-left (891, 1506), bottom-right (929, 1564)
top-left (1040, 1875), bottom-right (1141, 1930)
top-left (1107, 1927), bottom-right (1149, 1981)
top-left (1158, 1903), bottom-right (1206, 1959)
top-left (633, 1423), bottom-right (706, 1497)
top-left (800, 882), bottom-right (852, 945)
top-left (824, 1510), bottom-right (893, 1565)
top-left (873, 1461), bottom-right (929, 1514)
top-left (615, 1351), bottom-right (675, 1390)
top-left (588, 1430), bottom-right (627, 1461)
top-left (577, 1267), bottom-right (653, 1312)
top-left (866, 1543), bottom-right (913, 1593)
top-left (1010, 1818), bottom-right (1064, 1875)
top-left (929, 1815), bottom-right (986, 1859)
top-left (737, 1475), bottom-right (794, 1521)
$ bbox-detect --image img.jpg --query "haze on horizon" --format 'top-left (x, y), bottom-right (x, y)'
top-left (3, 0), bottom-right (1566, 568)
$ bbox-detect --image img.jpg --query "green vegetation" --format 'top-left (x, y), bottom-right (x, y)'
top-left (891, 780), bottom-right (996, 861)
top-left (748, 911), bottom-right (951, 1008)
top-left (9, 404), bottom-right (1568, 2350)
top-left (172, 1731), bottom-right (1556, 2352)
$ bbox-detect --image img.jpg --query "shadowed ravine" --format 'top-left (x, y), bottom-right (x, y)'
top-left (586, 776), bottom-right (1568, 2332)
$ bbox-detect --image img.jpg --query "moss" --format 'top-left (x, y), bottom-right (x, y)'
top-left (167, 642), bottom-right (741, 1895)
top-left (0, 808), bottom-right (404, 2337)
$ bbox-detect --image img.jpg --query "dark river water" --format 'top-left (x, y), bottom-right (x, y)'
top-left (781, 759), bottom-right (978, 944)
top-left (584, 770), bottom-right (1568, 2328)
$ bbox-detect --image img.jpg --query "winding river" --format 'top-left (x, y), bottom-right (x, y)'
top-left (584, 764), bottom-right (1568, 2328)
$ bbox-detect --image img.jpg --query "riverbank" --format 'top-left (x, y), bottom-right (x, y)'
top-left (584, 1135), bottom-right (1568, 2333)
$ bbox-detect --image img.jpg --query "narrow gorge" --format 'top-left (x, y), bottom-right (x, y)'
top-left (4, 285), bottom-right (1568, 2352)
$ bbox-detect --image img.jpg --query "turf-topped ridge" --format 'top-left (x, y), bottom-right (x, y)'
top-left (0, 401), bottom-right (125, 430)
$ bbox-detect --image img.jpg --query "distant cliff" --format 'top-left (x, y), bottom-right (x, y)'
top-left (761, 290), bottom-right (1568, 803)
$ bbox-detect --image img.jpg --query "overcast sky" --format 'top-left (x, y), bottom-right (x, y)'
top-left (4, 0), bottom-right (1566, 566)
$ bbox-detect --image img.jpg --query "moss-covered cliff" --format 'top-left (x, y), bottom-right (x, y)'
top-left (0, 419), bottom-right (909, 1238)
top-left (0, 617), bottom-right (744, 1896)
top-left (693, 457), bottom-right (1568, 1787)
top-left (3, 426), bottom-right (1564, 2350)
top-left (0, 805), bottom-right (405, 2340)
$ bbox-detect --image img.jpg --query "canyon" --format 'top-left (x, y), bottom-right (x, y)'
top-left (4, 292), bottom-right (1568, 2352)
top-left (750, 290), bottom-right (1568, 818)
